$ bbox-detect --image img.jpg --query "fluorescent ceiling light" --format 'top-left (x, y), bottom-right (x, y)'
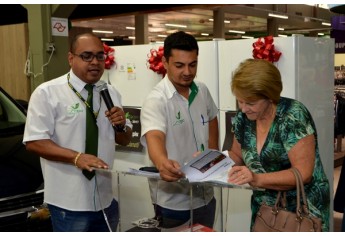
top-left (268, 13), bottom-right (288, 19)
top-left (318, 4), bottom-right (329, 9)
top-left (157, 34), bottom-right (168, 38)
top-left (278, 27), bottom-right (284, 31)
top-left (92, 30), bottom-right (113, 34)
top-left (201, 33), bottom-right (209, 36)
top-left (101, 38), bottom-right (114, 41)
top-left (304, 17), bottom-right (311, 22)
top-left (278, 34), bottom-right (288, 37)
top-left (165, 23), bottom-right (187, 28)
top-left (321, 22), bottom-right (331, 26)
top-left (209, 19), bottom-right (230, 23)
top-left (229, 30), bottom-right (245, 34)
top-left (128, 36), bottom-right (135, 40)
top-left (318, 33), bottom-right (325, 36)
top-left (126, 26), bottom-right (135, 30)
top-left (242, 35), bottom-right (254, 39)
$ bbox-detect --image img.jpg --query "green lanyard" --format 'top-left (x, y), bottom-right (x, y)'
top-left (67, 73), bottom-right (100, 120)
top-left (186, 82), bottom-right (204, 152)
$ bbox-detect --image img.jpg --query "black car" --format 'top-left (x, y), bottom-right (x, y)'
top-left (0, 87), bottom-right (52, 231)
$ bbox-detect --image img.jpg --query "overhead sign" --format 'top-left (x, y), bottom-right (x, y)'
top-left (51, 17), bottom-right (68, 37)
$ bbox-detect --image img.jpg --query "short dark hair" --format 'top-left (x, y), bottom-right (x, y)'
top-left (163, 31), bottom-right (199, 60)
top-left (69, 32), bottom-right (101, 53)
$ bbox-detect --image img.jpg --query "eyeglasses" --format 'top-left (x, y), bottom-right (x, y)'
top-left (73, 52), bottom-right (106, 62)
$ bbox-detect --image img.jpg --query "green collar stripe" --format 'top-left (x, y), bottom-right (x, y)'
top-left (188, 82), bottom-right (198, 106)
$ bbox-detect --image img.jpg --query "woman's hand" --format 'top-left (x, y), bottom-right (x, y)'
top-left (228, 165), bottom-right (254, 185)
top-left (193, 151), bottom-right (201, 158)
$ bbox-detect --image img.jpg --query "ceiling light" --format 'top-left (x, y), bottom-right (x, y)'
top-left (318, 33), bottom-right (325, 36)
top-left (229, 30), bottom-right (245, 34)
top-left (201, 33), bottom-right (209, 36)
top-left (242, 36), bottom-right (254, 39)
top-left (101, 38), bottom-right (114, 41)
top-left (92, 30), bottom-right (113, 34)
top-left (278, 27), bottom-right (284, 31)
top-left (318, 4), bottom-right (329, 9)
top-left (126, 26), bottom-right (135, 30)
top-left (157, 34), bottom-right (167, 38)
top-left (278, 34), bottom-right (288, 37)
top-left (128, 36), bottom-right (135, 40)
top-left (304, 17), bottom-right (310, 22)
top-left (207, 19), bottom-right (230, 24)
top-left (165, 23), bottom-right (187, 28)
top-left (268, 13), bottom-right (289, 19)
top-left (321, 22), bottom-right (331, 26)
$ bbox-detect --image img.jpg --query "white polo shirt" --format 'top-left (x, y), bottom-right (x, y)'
top-left (23, 70), bottom-right (132, 211)
top-left (140, 76), bottom-right (218, 210)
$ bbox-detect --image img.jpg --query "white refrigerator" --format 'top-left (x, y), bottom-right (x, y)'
top-left (217, 35), bottom-right (334, 231)
top-left (101, 43), bottom-right (162, 231)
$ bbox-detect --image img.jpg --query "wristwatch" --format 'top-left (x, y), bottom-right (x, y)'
top-left (115, 125), bottom-right (127, 133)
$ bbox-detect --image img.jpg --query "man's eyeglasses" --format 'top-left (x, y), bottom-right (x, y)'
top-left (73, 52), bottom-right (106, 62)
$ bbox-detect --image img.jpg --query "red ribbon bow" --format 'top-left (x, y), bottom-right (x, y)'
top-left (103, 43), bottom-right (116, 70)
top-left (252, 36), bottom-right (282, 63)
top-left (147, 46), bottom-right (166, 77)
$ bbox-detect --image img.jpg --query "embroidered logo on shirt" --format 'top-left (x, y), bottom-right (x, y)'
top-left (67, 102), bottom-right (83, 115)
top-left (173, 111), bottom-right (184, 126)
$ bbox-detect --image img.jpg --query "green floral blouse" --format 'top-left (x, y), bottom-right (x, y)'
top-left (233, 97), bottom-right (330, 231)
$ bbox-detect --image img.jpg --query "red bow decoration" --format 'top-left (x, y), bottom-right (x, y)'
top-left (147, 46), bottom-right (166, 77)
top-left (252, 36), bottom-right (282, 63)
top-left (103, 43), bottom-right (116, 69)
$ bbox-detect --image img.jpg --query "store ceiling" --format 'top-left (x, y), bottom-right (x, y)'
top-left (69, 4), bottom-right (335, 44)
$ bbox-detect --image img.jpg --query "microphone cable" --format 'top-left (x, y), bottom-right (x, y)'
top-left (95, 174), bottom-right (113, 232)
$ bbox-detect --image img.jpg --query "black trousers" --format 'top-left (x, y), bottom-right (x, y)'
top-left (154, 197), bottom-right (216, 229)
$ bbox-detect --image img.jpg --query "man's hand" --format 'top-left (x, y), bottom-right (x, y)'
top-left (157, 159), bottom-right (185, 182)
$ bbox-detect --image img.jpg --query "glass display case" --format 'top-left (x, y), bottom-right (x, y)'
top-left (112, 169), bottom-right (263, 232)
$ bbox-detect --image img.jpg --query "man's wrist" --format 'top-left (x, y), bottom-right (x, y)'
top-left (115, 125), bottom-right (127, 133)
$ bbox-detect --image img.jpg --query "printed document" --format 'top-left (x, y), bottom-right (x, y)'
top-left (180, 149), bottom-right (235, 184)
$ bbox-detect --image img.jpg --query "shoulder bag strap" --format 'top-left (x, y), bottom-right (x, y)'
top-left (292, 167), bottom-right (310, 216)
top-left (291, 167), bottom-right (302, 218)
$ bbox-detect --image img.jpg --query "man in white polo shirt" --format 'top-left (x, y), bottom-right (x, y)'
top-left (23, 33), bottom-right (132, 232)
top-left (140, 31), bottom-right (219, 229)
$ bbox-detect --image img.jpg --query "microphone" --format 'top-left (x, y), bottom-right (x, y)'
top-left (100, 85), bottom-right (125, 132)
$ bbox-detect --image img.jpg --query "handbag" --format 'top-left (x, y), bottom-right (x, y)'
top-left (252, 168), bottom-right (322, 232)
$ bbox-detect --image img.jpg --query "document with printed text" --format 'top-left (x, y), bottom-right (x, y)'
top-left (180, 149), bottom-right (235, 184)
